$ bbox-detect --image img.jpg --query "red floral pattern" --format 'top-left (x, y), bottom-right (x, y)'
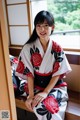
top-left (43, 96), bottom-right (59, 114)
top-left (60, 73), bottom-right (66, 79)
top-left (31, 53), bottom-right (42, 67)
top-left (53, 62), bottom-right (60, 73)
top-left (52, 41), bottom-right (63, 52)
top-left (26, 72), bottom-right (33, 77)
top-left (13, 57), bottom-right (18, 64)
top-left (24, 83), bottom-right (29, 93)
top-left (13, 84), bottom-right (17, 91)
top-left (16, 61), bottom-right (24, 73)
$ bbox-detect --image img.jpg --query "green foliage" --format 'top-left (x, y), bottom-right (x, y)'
top-left (65, 10), bottom-right (80, 29)
top-left (47, 0), bottom-right (80, 31)
top-left (55, 22), bottom-right (71, 31)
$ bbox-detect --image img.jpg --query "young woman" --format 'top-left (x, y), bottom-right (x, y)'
top-left (15, 10), bottom-right (72, 120)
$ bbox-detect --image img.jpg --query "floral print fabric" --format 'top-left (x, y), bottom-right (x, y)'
top-left (15, 39), bottom-right (71, 79)
top-left (33, 87), bottom-right (68, 120)
top-left (43, 96), bottom-right (59, 114)
top-left (15, 38), bottom-right (71, 120)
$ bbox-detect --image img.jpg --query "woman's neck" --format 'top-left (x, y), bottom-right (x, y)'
top-left (40, 38), bottom-right (49, 52)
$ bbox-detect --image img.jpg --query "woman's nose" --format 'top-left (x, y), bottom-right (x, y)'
top-left (40, 26), bottom-right (45, 31)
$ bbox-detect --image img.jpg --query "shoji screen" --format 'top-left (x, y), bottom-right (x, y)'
top-left (6, 0), bottom-right (31, 46)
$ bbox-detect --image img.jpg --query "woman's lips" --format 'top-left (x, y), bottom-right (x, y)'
top-left (40, 33), bottom-right (46, 35)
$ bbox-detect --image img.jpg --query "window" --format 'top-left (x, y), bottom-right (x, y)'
top-left (30, 0), bottom-right (47, 28)
top-left (5, 0), bottom-right (80, 52)
top-left (47, 0), bottom-right (80, 51)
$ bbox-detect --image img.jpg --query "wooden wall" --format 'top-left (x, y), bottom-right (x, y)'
top-left (0, 0), bottom-right (17, 119)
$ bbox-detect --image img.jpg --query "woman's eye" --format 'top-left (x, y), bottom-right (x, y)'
top-left (45, 24), bottom-right (48, 26)
top-left (37, 25), bottom-right (40, 27)
top-left (44, 24), bottom-right (49, 28)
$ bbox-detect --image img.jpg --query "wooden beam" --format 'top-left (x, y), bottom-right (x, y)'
top-left (0, 0), bottom-right (17, 119)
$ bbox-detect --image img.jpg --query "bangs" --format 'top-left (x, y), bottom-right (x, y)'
top-left (34, 11), bottom-right (54, 27)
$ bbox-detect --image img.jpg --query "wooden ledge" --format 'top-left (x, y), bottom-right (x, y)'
top-left (9, 46), bottom-right (22, 56)
top-left (16, 99), bottom-right (27, 111)
top-left (65, 101), bottom-right (80, 120)
top-left (66, 101), bottom-right (80, 116)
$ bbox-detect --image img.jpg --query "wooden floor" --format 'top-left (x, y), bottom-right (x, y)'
top-left (16, 89), bottom-right (80, 120)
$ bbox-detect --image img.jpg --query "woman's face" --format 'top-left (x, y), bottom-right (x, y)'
top-left (36, 20), bottom-right (54, 41)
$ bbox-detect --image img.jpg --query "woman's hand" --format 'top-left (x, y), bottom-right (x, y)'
top-left (32, 92), bottom-right (48, 108)
top-left (25, 97), bottom-right (34, 112)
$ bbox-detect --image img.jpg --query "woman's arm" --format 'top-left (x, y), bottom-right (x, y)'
top-left (27, 77), bottom-right (34, 99)
top-left (32, 75), bottom-right (60, 108)
top-left (25, 77), bottom-right (34, 112)
top-left (43, 75), bottom-right (60, 94)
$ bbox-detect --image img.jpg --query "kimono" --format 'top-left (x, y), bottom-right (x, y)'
top-left (15, 38), bottom-right (72, 120)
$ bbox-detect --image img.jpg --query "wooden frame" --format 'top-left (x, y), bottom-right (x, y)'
top-left (5, 0), bottom-right (31, 46)
top-left (0, 0), bottom-right (17, 119)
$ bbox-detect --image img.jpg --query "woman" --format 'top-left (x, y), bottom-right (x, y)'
top-left (15, 10), bottom-right (72, 120)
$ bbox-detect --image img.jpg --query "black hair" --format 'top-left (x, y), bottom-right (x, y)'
top-left (26, 10), bottom-right (54, 44)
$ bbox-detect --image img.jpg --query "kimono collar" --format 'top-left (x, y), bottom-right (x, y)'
top-left (35, 38), bottom-right (53, 73)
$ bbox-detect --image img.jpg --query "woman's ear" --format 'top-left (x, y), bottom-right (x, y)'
top-left (52, 25), bottom-right (55, 31)
top-left (51, 25), bottom-right (55, 34)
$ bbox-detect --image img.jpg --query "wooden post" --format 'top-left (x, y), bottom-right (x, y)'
top-left (0, 0), bottom-right (17, 119)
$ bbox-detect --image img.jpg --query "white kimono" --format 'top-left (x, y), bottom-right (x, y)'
top-left (15, 38), bottom-right (72, 120)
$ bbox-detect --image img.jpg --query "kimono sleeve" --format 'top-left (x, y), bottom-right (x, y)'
top-left (52, 45), bottom-right (72, 78)
top-left (15, 45), bottom-right (34, 80)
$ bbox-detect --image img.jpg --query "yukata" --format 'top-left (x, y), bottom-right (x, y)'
top-left (15, 38), bottom-right (72, 120)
